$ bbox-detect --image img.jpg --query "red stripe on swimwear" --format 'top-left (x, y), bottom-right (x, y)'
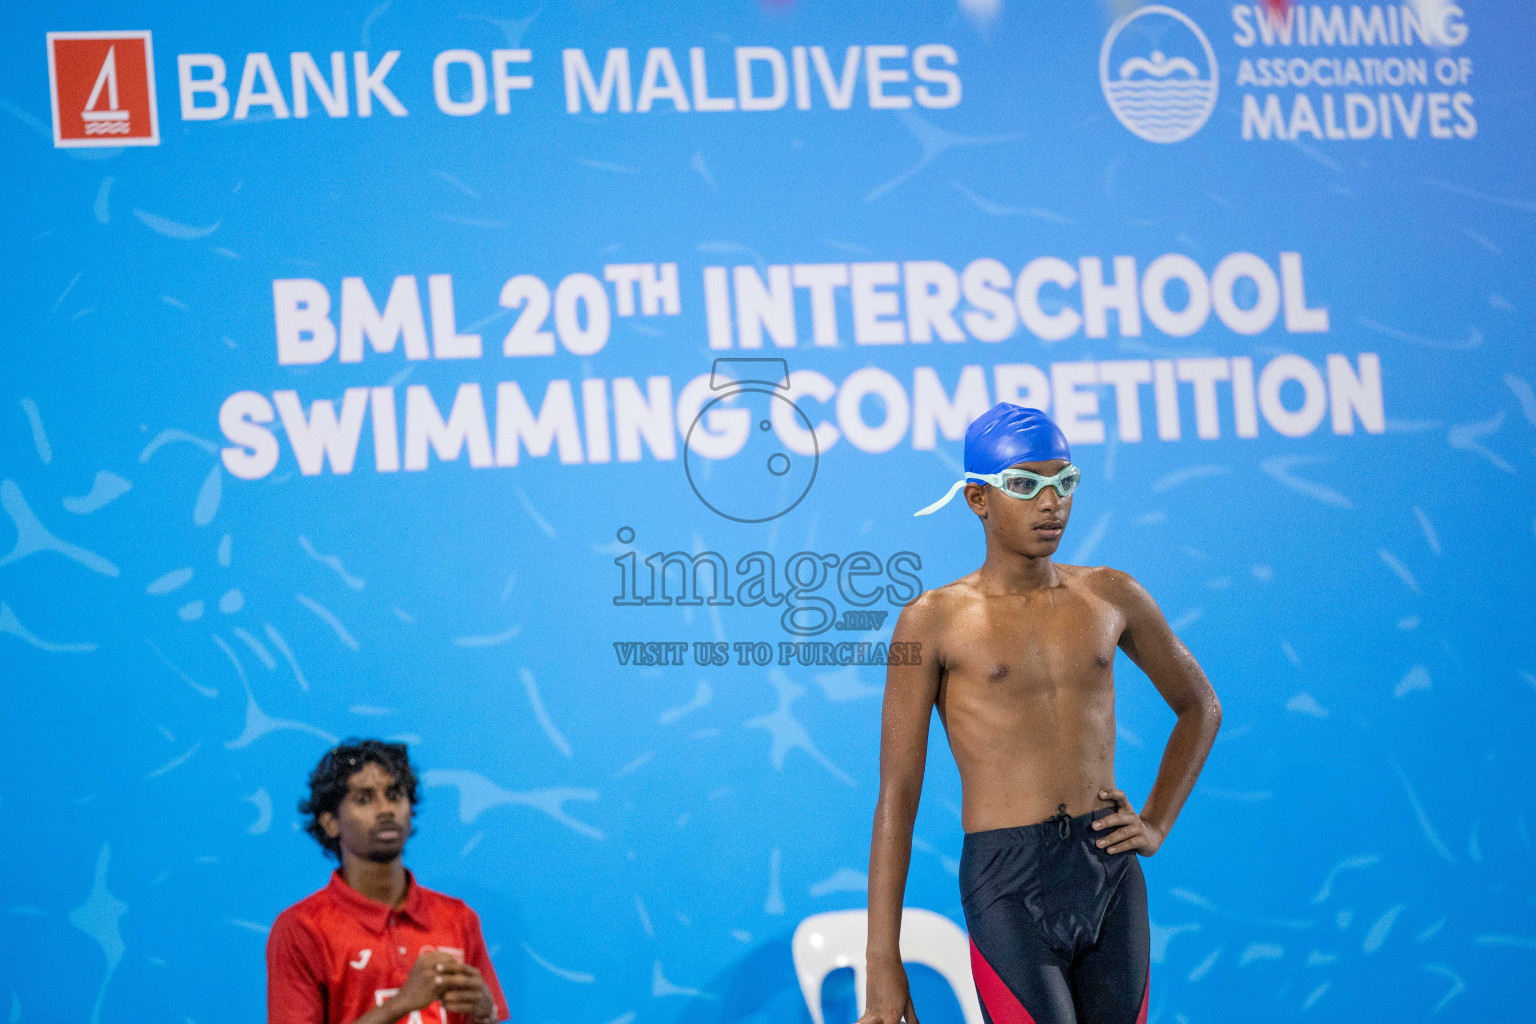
top-left (968, 936), bottom-right (1038, 1024)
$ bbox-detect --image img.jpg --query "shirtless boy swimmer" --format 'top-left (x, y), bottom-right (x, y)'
top-left (859, 403), bottom-right (1222, 1024)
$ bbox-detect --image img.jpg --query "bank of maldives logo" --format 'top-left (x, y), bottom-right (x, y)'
top-left (47, 31), bottom-right (160, 148)
top-left (1100, 6), bottom-right (1217, 144)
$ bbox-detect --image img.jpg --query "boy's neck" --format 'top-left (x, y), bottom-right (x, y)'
top-left (978, 547), bottom-right (1060, 593)
top-left (340, 853), bottom-right (409, 908)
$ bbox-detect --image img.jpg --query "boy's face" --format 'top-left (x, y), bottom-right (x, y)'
top-left (320, 761), bottom-right (412, 864)
top-left (964, 459), bottom-right (1074, 558)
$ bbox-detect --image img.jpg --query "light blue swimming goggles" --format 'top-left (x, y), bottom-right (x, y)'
top-left (914, 464), bottom-right (1081, 516)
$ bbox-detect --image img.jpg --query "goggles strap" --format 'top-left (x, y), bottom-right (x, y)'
top-left (914, 476), bottom-right (977, 517)
top-left (915, 475), bottom-right (1001, 515)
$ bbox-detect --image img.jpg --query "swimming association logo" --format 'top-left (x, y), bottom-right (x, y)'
top-left (1099, 6), bottom-right (1217, 144)
top-left (46, 31), bottom-right (160, 148)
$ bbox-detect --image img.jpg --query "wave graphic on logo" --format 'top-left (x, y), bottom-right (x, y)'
top-left (1100, 6), bottom-right (1218, 144)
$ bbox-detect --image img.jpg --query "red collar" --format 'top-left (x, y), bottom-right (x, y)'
top-left (325, 868), bottom-right (432, 933)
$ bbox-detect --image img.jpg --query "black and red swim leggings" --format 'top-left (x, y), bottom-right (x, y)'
top-left (960, 805), bottom-right (1150, 1024)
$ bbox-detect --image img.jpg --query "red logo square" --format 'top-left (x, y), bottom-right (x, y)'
top-left (47, 31), bottom-right (160, 148)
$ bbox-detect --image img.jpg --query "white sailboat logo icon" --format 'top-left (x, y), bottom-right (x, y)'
top-left (81, 47), bottom-right (132, 135)
top-left (46, 30), bottom-right (160, 148)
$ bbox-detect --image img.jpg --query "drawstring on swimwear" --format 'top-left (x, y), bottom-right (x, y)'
top-left (1052, 802), bottom-right (1070, 840)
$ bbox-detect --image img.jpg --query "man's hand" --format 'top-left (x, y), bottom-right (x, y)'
top-left (1092, 788), bottom-right (1165, 856)
top-left (856, 957), bottom-right (919, 1024)
top-left (391, 950), bottom-right (462, 1014)
top-left (439, 962), bottom-right (497, 1023)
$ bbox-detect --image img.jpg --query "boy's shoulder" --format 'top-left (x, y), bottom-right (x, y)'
top-left (900, 573), bottom-right (981, 624)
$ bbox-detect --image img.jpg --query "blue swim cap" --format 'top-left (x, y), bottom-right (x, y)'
top-left (965, 403), bottom-right (1071, 475)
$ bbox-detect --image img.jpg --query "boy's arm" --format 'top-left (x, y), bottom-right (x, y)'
top-left (267, 913), bottom-right (328, 1024)
top-left (1096, 570), bottom-right (1222, 855)
top-left (858, 594), bottom-right (944, 1024)
top-left (451, 907), bottom-right (509, 1023)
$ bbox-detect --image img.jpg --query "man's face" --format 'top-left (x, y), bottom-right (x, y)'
top-left (320, 762), bottom-right (412, 864)
top-left (965, 458), bottom-right (1074, 558)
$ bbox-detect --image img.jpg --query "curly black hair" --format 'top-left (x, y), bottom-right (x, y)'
top-left (299, 739), bottom-right (420, 859)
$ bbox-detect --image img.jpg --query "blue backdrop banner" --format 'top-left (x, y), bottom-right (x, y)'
top-left (3, 0), bottom-right (1534, 1021)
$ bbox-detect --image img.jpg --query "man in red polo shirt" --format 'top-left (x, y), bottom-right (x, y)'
top-left (268, 740), bottom-right (509, 1024)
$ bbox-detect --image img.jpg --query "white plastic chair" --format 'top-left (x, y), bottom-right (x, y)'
top-left (791, 908), bottom-right (984, 1024)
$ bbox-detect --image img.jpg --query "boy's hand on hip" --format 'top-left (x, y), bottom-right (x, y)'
top-left (1093, 788), bottom-right (1165, 856)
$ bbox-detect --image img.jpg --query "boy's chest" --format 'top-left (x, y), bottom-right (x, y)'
top-left (945, 591), bottom-right (1121, 689)
top-left (327, 919), bottom-right (467, 1020)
